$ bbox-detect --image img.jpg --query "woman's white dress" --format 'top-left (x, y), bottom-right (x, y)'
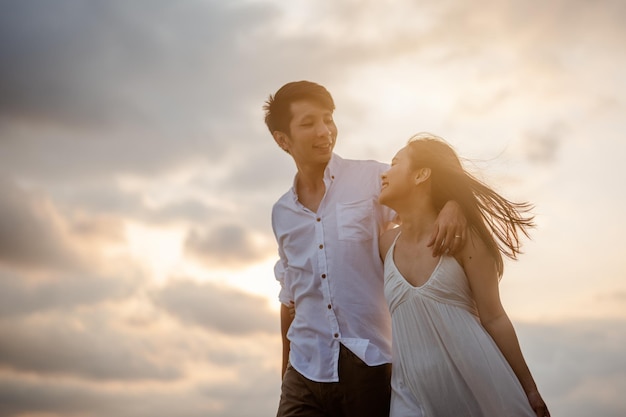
top-left (384, 235), bottom-right (536, 417)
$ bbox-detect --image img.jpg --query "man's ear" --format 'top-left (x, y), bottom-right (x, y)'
top-left (414, 167), bottom-right (431, 185)
top-left (273, 131), bottom-right (289, 153)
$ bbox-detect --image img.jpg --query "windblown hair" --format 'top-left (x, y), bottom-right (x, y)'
top-left (263, 80), bottom-right (335, 135)
top-left (406, 133), bottom-right (535, 276)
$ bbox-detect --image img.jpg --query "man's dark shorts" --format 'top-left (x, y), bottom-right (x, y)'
top-left (277, 344), bottom-right (392, 417)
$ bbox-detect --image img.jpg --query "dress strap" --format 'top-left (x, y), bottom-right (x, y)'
top-left (384, 230), bottom-right (402, 264)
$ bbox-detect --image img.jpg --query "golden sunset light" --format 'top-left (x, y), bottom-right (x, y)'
top-left (1, 1), bottom-right (625, 416)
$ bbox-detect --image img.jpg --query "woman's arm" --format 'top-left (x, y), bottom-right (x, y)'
top-left (458, 234), bottom-right (550, 417)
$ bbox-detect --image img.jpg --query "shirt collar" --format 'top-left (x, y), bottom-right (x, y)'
top-left (289, 153), bottom-right (341, 203)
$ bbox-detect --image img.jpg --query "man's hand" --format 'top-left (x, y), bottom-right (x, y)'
top-left (427, 200), bottom-right (467, 256)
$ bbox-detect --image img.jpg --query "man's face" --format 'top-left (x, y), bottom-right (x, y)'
top-left (279, 100), bottom-right (337, 167)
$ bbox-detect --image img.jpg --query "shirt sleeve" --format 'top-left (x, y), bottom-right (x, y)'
top-left (272, 212), bottom-right (293, 306)
top-left (272, 202), bottom-right (293, 306)
top-left (274, 245), bottom-right (293, 306)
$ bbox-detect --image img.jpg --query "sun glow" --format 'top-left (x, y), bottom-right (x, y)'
top-left (123, 221), bottom-right (281, 309)
top-left (124, 222), bottom-right (186, 284)
top-left (183, 256), bottom-right (282, 311)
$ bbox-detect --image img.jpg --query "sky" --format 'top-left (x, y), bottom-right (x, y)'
top-left (0, 0), bottom-right (625, 416)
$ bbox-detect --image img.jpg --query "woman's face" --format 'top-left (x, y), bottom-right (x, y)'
top-left (379, 146), bottom-right (415, 208)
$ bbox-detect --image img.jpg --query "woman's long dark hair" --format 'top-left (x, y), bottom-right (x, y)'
top-left (406, 133), bottom-right (534, 277)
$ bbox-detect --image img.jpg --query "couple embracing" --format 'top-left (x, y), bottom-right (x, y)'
top-left (264, 81), bottom-right (549, 417)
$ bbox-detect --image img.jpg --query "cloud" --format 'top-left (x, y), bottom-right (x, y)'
top-left (0, 0), bottom-right (282, 181)
top-left (0, 177), bottom-right (82, 270)
top-left (520, 127), bottom-right (564, 165)
top-left (0, 315), bottom-right (180, 381)
top-left (184, 224), bottom-right (271, 268)
top-left (0, 366), bottom-right (281, 417)
top-left (0, 1), bottom-right (624, 416)
top-left (516, 319), bottom-right (626, 415)
top-left (219, 145), bottom-right (295, 193)
top-left (0, 0), bottom-right (276, 127)
top-left (0, 270), bottom-right (138, 317)
top-left (0, 318), bottom-right (623, 417)
top-left (152, 279), bottom-right (277, 335)
top-left (0, 376), bottom-right (104, 417)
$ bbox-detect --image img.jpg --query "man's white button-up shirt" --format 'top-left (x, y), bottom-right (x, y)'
top-left (272, 154), bottom-right (394, 383)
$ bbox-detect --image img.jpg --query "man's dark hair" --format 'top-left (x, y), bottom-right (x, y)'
top-left (263, 81), bottom-right (335, 135)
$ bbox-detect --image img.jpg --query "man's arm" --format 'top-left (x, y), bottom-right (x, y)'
top-left (280, 303), bottom-right (294, 378)
top-left (428, 200), bottom-right (467, 256)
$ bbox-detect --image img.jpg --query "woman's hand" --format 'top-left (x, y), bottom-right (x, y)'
top-left (527, 390), bottom-right (550, 417)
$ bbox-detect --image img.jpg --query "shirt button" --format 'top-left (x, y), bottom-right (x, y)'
top-left (319, 244), bottom-right (323, 249)
top-left (327, 304), bottom-right (331, 309)
top-left (321, 274), bottom-right (326, 279)
top-left (316, 217), bottom-right (321, 222)
top-left (334, 333), bottom-right (339, 338)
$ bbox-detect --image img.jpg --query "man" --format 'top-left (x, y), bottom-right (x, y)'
top-left (264, 81), bottom-right (465, 417)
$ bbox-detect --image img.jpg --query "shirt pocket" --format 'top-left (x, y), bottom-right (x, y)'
top-left (336, 199), bottom-right (375, 241)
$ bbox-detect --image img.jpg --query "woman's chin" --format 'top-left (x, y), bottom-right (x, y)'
top-left (379, 193), bottom-right (400, 212)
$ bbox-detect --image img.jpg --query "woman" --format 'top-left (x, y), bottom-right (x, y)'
top-left (379, 133), bottom-right (549, 417)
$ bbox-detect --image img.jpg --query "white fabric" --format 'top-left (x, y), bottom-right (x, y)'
top-left (384, 234), bottom-right (536, 417)
top-left (272, 154), bottom-right (395, 383)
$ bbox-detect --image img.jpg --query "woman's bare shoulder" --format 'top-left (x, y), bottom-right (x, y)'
top-left (379, 226), bottom-right (401, 261)
top-left (454, 229), bottom-right (494, 273)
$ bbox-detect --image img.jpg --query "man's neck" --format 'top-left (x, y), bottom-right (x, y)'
top-left (295, 161), bottom-right (328, 213)
top-left (295, 159), bottom-right (328, 190)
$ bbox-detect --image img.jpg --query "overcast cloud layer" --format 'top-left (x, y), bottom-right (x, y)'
top-left (1, 0), bottom-right (625, 416)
